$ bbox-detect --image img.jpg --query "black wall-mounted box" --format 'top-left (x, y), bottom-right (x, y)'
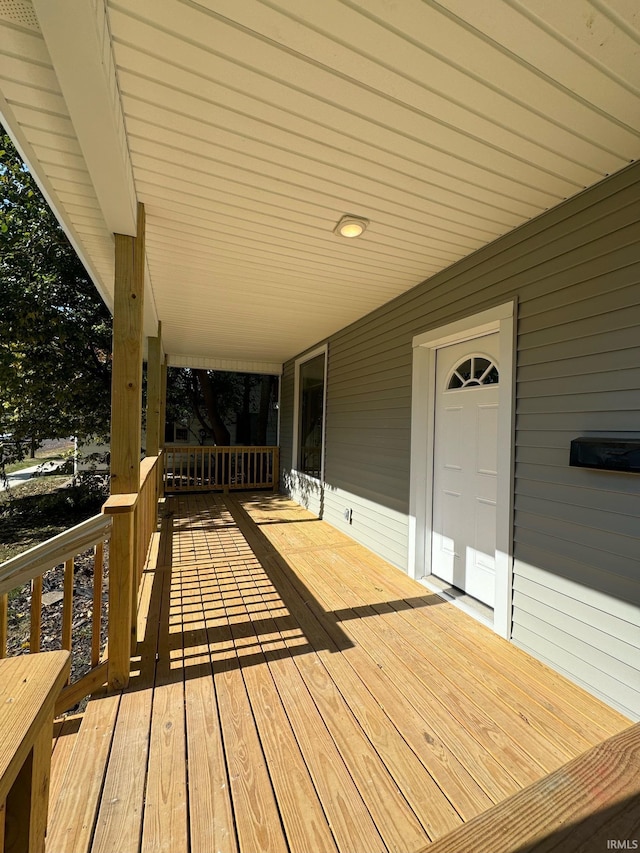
top-left (570, 438), bottom-right (640, 473)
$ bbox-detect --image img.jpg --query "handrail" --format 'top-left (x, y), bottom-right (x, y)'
top-left (0, 513), bottom-right (112, 597)
top-left (139, 454), bottom-right (158, 485)
top-left (415, 722), bottom-right (640, 853)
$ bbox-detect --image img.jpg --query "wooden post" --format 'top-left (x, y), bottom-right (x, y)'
top-left (107, 202), bottom-right (145, 691)
top-left (146, 322), bottom-right (163, 457)
top-left (104, 497), bottom-right (136, 690)
top-left (160, 357), bottom-right (167, 443)
top-left (159, 356), bottom-right (167, 498)
top-left (110, 204), bottom-right (145, 495)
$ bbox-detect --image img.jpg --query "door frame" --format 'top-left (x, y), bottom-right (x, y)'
top-left (408, 301), bottom-right (516, 638)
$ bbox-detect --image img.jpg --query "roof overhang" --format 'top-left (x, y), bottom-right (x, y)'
top-left (1, 0), bottom-right (638, 371)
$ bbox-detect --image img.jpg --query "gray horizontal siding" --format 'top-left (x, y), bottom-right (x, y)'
top-left (516, 411), bottom-right (640, 431)
top-left (518, 346), bottom-right (640, 382)
top-left (519, 365), bottom-right (640, 397)
top-left (519, 303), bottom-right (640, 350)
top-left (513, 571), bottom-right (640, 632)
top-left (324, 500), bottom-right (408, 548)
top-left (514, 541), bottom-right (640, 609)
top-left (514, 527), bottom-right (639, 589)
top-left (517, 602), bottom-right (637, 681)
top-left (280, 161), bottom-right (640, 714)
top-left (512, 623), bottom-right (639, 719)
top-left (517, 390), bottom-right (640, 415)
top-left (518, 324), bottom-right (640, 365)
top-left (514, 506), bottom-right (639, 560)
top-left (516, 475), bottom-right (640, 519)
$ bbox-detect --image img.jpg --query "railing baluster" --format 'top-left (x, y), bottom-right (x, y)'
top-left (133, 502), bottom-right (141, 651)
top-left (92, 541), bottom-right (104, 667)
top-left (30, 575), bottom-right (43, 653)
top-left (273, 447), bottom-right (279, 491)
top-left (62, 557), bottom-right (74, 666)
top-left (0, 593), bottom-right (7, 658)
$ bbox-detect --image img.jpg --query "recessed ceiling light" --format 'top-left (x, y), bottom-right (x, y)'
top-left (334, 214), bottom-right (369, 238)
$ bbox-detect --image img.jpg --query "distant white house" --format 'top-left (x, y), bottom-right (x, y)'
top-left (73, 437), bottom-right (110, 476)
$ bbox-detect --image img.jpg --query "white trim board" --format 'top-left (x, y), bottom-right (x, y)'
top-left (409, 302), bottom-right (516, 639)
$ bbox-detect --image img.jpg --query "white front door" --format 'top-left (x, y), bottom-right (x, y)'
top-left (431, 334), bottom-right (500, 607)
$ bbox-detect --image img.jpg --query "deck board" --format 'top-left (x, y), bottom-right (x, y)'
top-left (193, 494), bottom-right (383, 853)
top-left (261, 551), bottom-right (470, 837)
top-left (302, 551), bottom-right (573, 772)
top-left (91, 566), bottom-right (165, 853)
top-left (48, 492), bottom-right (632, 853)
top-left (49, 715), bottom-right (82, 807)
top-left (181, 556), bottom-right (239, 853)
top-left (207, 552), bottom-right (340, 852)
top-left (140, 553), bottom-right (188, 853)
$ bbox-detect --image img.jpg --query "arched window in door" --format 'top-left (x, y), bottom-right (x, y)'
top-left (447, 355), bottom-right (499, 390)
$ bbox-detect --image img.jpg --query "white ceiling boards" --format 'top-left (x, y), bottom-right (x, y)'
top-left (1, 0), bottom-right (639, 370)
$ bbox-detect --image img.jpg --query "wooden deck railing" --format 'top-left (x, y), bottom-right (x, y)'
top-left (0, 513), bottom-right (112, 716)
top-left (164, 445), bottom-right (279, 492)
top-left (0, 451), bottom-right (164, 702)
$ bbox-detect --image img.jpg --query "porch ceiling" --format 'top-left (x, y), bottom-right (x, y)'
top-left (1, 0), bottom-right (639, 371)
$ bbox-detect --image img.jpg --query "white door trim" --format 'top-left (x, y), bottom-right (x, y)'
top-left (408, 302), bottom-right (516, 638)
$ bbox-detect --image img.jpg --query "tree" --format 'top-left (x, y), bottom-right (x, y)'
top-left (0, 126), bottom-right (112, 466)
top-left (166, 368), bottom-right (277, 446)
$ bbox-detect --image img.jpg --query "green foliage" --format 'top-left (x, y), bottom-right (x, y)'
top-left (0, 473), bottom-right (109, 562)
top-left (0, 126), bottom-right (112, 465)
top-left (166, 367), bottom-right (277, 446)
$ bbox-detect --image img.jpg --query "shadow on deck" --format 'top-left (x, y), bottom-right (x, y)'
top-left (47, 492), bottom-right (634, 853)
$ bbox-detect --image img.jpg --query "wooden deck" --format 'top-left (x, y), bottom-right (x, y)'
top-left (47, 492), bottom-right (631, 853)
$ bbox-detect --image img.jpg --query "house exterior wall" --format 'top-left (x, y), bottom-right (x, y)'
top-left (280, 161), bottom-right (640, 720)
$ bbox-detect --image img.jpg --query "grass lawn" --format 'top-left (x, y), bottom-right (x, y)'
top-left (4, 458), bottom-right (42, 474)
top-left (3, 441), bottom-right (74, 475)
